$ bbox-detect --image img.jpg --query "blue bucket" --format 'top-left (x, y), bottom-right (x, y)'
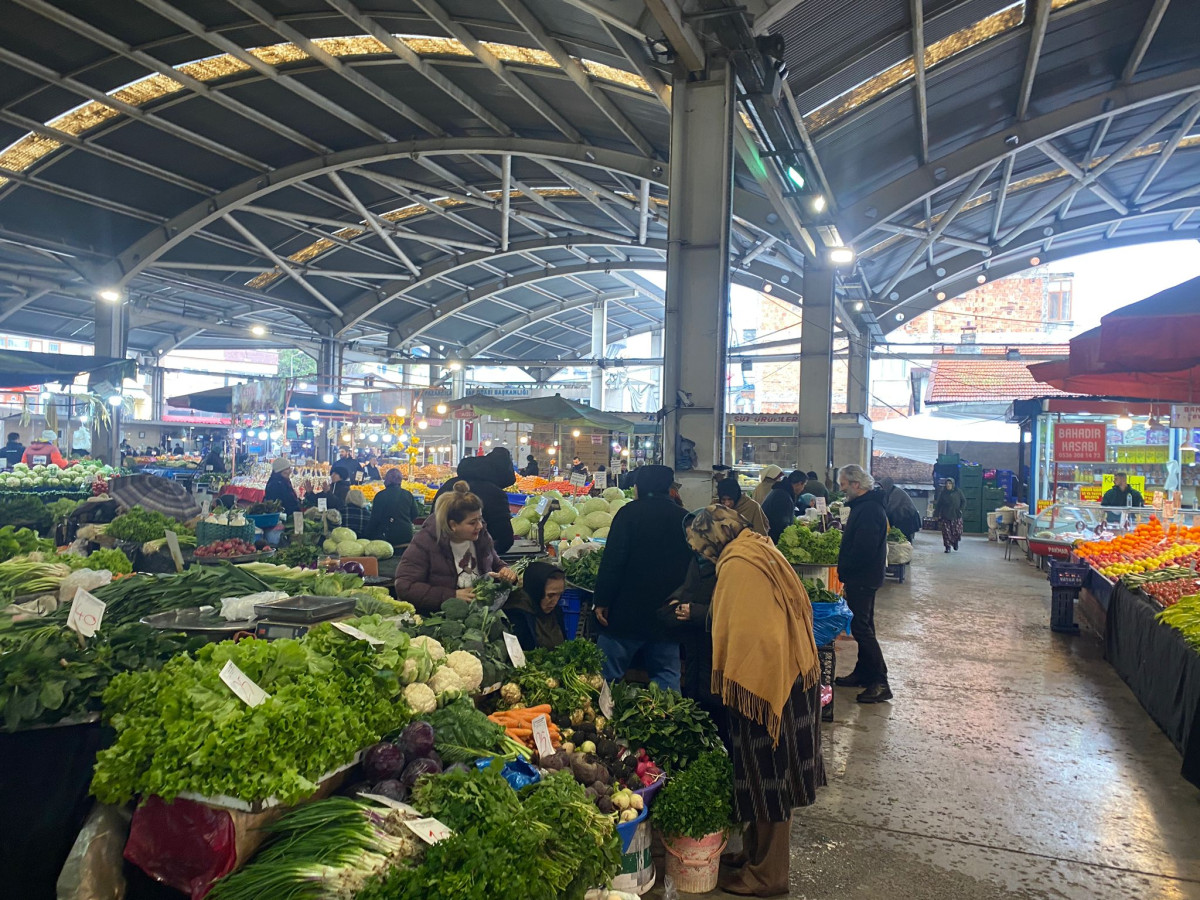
top-left (616, 803), bottom-right (648, 853)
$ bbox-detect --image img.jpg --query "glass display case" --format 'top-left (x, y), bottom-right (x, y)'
top-left (1027, 502), bottom-right (1106, 559)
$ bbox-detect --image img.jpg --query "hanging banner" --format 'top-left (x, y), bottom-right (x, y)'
top-left (1054, 423), bottom-right (1106, 462)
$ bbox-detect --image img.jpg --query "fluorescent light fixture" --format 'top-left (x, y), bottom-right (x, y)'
top-left (786, 165), bottom-right (806, 189)
top-left (812, 194), bottom-right (826, 212)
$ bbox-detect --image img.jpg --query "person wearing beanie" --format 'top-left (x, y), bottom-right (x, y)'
top-left (592, 464), bottom-right (693, 691)
top-left (753, 464), bottom-right (784, 504)
top-left (716, 477), bottom-right (770, 537)
top-left (433, 445), bottom-right (517, 552)
top-left (761, 470), bottom-right (808, 542)
top-left (22, 429), bottom-right (67, 469)
top-left (368, 468), bottom-right (421, 547)
top-left (342, 488), bottom-right (370, 534)
top-left (263, 457), bottom-right (300, 514)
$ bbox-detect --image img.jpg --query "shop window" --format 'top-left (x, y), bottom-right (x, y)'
top-left (1047, 280), bottom-right (1072, 322)
top-left (48, 342), bottom-right (59, 352)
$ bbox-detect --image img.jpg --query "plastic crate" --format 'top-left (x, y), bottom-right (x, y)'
top-left (560, 587), bottom-right (587, 640)
top-left (1048, 560), bottom-right (1088, 588)
top-left (1051, 587), bottom-right (1081, 633)
top-left (196, 520), bottom-right (256, 546)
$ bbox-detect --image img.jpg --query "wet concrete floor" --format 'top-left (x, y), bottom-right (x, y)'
top-left (648, 534), bottom-right (1200, 899)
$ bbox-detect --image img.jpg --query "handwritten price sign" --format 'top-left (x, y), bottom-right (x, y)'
top-left (219, 660), bottom-right (271, 707)
top-left (406, 817), bottom-right (454, 845)
top-left (66, 588), bottom-right (106, 637)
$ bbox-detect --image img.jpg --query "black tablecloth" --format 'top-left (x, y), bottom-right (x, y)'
top-left (1105, 583), bottom-right (1200, 788)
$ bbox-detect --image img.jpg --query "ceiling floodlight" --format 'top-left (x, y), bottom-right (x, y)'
top-left (97, 288), bottom-right (121, 302)
top-left (829, 247), bottom-right (855, 265)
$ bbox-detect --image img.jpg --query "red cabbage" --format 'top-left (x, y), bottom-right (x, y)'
top-left (400, 756), bottom-right (443, 790)
top-left (397, 721), bottom-right (435, 759)
top-left (372, 779), bottom-right (408, 801)
top-left (363, 741), bottom-right (406, 782)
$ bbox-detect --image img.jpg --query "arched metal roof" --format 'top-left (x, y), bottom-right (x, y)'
top-left (0, 0), bottom-right (1194, 362)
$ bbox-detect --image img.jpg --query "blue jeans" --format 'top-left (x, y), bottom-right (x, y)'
top-left (596, 633), bottom-right (682, 693)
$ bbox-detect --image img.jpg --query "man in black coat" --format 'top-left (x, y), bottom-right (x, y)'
top-left (835, 464), bottom-right (892, 704)
top-left (761, 470), bottom-right (807, 542)
top-left (434, 446), bottom-right (516, 552)
top-left (592, 464), bottom-right (692, 691)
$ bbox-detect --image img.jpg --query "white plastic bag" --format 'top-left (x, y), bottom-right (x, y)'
top-left (58, 569), bottom-right (113, 605)
top-left (887, 540), bottom-right (913, 565)
top-left (219, 591), bottom-right (289, 621)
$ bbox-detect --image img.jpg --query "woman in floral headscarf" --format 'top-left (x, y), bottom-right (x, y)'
top-left (686, 505), bottom-right (825, 897)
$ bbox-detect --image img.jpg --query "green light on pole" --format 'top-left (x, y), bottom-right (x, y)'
top-left (786, 165), bottom-right (806, 189)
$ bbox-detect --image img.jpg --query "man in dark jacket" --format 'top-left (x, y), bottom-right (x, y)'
top-left (368, 469), bottom-right (421, 547)
top-left (804, 470), bottom-right (830, 502)
top-left (836, 463), bottom-right (892, 704)
top-left (434, 446), bottom-right (516, 552)
top-left (263, 458), bottom-right (301, 515)
top-left (1101, 472), bottom-right (1143, 523)
top-left (592, 464), bottom-right (692, 691)
top-left (761, 470), bottom-right (807, 541)
top-left (1, 432), bottom-right (24, 469)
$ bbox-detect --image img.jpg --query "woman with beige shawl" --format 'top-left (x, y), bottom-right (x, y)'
top-left (686, 505), bottom-right (825, 897)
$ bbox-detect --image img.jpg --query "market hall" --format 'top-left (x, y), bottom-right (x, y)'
top-left (0, 0), bottom-right (1199, 897)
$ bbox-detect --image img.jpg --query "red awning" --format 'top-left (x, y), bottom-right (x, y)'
top-left (1028, 358), bottom-right (1200, 402)
top-left (1097, 275), bottom-right (1200, 371)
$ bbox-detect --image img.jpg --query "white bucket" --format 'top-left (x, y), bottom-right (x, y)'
top-left (611, 820), bottom-right (655, 895)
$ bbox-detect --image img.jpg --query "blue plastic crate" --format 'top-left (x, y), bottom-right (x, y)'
top-left (1048, 559), bottom-right (1088, 588)
top-left (560, 587), bottom-right (585, 640)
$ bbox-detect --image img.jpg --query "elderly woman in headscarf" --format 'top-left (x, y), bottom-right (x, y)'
top-left (686, 506), bottom-right (825, 898)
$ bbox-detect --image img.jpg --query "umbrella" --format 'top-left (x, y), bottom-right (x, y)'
top-left (1028, 358), bottom-right (1200, 402)
top-left (110, 474), bottom-right (202, 521)
top-left (446, 393), bottom-right (635, 433)
top-left (1097, 275), bottom-right (1200, 371)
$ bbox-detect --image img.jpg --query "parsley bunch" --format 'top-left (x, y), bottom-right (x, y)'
top-left (650, 750), bottom-right (735, 840)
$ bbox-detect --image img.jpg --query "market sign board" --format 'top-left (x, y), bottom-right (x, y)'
top-left (1171, 405), bottom-right (1200, 429)
top-left (1054, 423), bottom-right (1106, 462)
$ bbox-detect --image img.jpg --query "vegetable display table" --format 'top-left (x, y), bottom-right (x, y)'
top-left (1105, 583), bottom-right (1200, 789)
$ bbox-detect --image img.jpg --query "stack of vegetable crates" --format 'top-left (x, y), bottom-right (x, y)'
top-left (1048, 559), bottom-right (1088, 633)
top-left (959, 464), bottom-right (984, 533)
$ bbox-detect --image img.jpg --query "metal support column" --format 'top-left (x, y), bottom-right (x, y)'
top-left (150, 366), bottom-right (166, 424)
top-left (89, 300), bottom-right (127, 466)
top-left (590, 298), bottom-right (607, 409)
top-left (847, 335), bottom-right (870, 417)
top-left (797, 266), bottom-right (836, 475)
top-left (649, 329), bottom-right (664, 412)
top-left (661, 60), bottom-right (735, 510)
top-left (317, 339), bottom-right (338, 462)
top-left (451, 368), bottom-right (466, 461)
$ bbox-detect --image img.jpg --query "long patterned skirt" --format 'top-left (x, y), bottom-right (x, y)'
top-left (940, 516), bottom-right (963, 549)
top-left (727, 677), bottom-right (825, 823)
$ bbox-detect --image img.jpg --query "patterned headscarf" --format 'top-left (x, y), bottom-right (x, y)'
top-left (686, 505), bottom-right (747, 563)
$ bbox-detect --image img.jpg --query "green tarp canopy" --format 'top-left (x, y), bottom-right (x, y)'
top-left (0, 349), bottom-right (136, 389)
top-left (447, 393), bottom-right (635, 433)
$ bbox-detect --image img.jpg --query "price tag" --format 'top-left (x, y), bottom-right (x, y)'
top-left (815, 497), bottom-right (827, 515)
top-left (531, 714), bottom-right (555, 758)
top-left (200, 497), bottom-right (212, 518)
top-left (32, 455), bottom-right (47, 465)
top-left (164, 530), bottom-right (184, 573)
top-left (66, 588), bottom-right (106, 637)
top-left (405, 817), bottom-right (454, 845)
top-left (293, 512), bottom-right (304, 535)
top-left (355, 471), bottom-right (364, 483)
top-left (317, 498), bottom-right (327, 512)
top-left (569, 472), bottom-right (587, 489)
top-left (0, 457), bottom-right (7, 470)
top-left (599, 679), bottom-right (614, 719)
top-left (219, 660), bottom-right (270, 707)
top-left (205, 465), bottom-right (214, 472)
top-left (503, 631), bottom-right (526, 667)
top-left (332, 620), bottom-right (384, 645)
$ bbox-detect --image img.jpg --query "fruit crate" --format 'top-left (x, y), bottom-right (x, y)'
top-left (1048, 559), bottom-right (1089, 588)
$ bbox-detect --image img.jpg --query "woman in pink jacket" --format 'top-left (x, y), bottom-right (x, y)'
top-left (394, 481), bottom-right (517, 612)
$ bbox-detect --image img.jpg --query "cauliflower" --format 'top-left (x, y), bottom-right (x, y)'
top-left (410, 634), bottom-right (446, 661)
top-left (428, 666), bottom-right (466, 697)
top-left (445, 650), bottom-right (484, 692)
top-left (400, 657), bottom-right (420, 685)
top-left (403, 682), bottom-right (437, 714)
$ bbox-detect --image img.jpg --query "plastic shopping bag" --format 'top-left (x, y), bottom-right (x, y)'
top-left (811, 598), bottom-right (853, 646)
top-left (56, 803), bottom-right (131, 900)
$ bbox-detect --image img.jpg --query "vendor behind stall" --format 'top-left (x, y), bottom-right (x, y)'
top-left (22, 430), bottom-right (67, 469)
top-left (1, 432), bottom-right (23, 468)
top-left (504, 561), bottom-right (567, 650)
top-left (368, 469), bottom-right (420, 547)
top-left (264, 458), bottom-right (301, 515)
top-left (1102, 472), bottom-right (1144, 522)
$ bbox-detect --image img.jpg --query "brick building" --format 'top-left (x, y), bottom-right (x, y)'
top-left (902, 268), bottom-right (1074, 339)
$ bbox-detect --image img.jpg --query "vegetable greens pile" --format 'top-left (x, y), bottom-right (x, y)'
top-left (800, 577), bottom-right (841, 605)
top-left (0, 619), bottom-right (200, 732)
top-left (77, 547), bottom-right (132, 574)
top-left (560, 548), bottom-right (603, 591)
top-left (610, 682), bottom-right (723, 774)
top-left (70, 564), bottom-right (272, 626)
top-left (105, 506), bottom-right (195, 544)
top-left (650, 750), bottom-right (734, 840)
top-left (887, 526), bottom-right (907, 543)
top-left (0, 495), bottom-right (51, 533)
top-left (0, 525), bottom-right (52, 562)
top-left (777, 523), bottom-right (842, 565)
top-left (93, 616), bottom-right (416, 805)
top-left (358, 765), bottom-right (620, 900)
top-left (501, 639), bottom-right (605, 722)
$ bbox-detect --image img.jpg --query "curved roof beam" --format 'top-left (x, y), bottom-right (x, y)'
top-left (107, 138), bottom-right (668, 287)
top-left (386, 255), bottom-right (800, 349)
top-left (840, 68), bottom-right (1200, 244)
top-left (463, 289), bottom-right (647, 356)
top-left (876, 197), bottom-right (1200, 324)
